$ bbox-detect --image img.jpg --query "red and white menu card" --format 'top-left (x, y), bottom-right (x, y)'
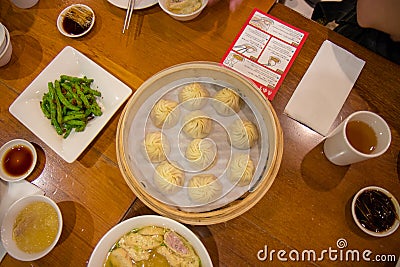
top-left (221, 8), bottom-right (308, 100)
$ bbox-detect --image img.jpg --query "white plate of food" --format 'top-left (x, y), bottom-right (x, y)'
top-left (9, 46), bottom-right (132, 163)
top-left (88, 215), bottom-right (213, 266)
top-left (107, 0), bottom-right (158, 9)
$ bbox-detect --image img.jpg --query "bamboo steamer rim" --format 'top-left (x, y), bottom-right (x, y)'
top-left (116, 61), bottom-right (283, 225)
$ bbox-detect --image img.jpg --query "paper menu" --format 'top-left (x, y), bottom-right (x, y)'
top-left (221, 8), bottom-right (308, 100)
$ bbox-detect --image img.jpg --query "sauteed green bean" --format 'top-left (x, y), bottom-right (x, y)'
top-left (40, 75), bottom-right (103, 138)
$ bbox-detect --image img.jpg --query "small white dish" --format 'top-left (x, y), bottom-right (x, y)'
top-left (57, 4), bottom-right (95, 38)
top-left (9, 46), bottom-right (132, 163)
top-left (351, 186), bottom-right (400, 237)
top-left (0, 139), bottom-right (37, 183)
top-left (1, 195), bottom-right (63, 261)
top-left (158, 0), bottom-right (208, 21)
top-left (107, 0), bottom-right (158, 10)
top-left (0, 25), bottom-right (12, 67)
top-left (88, 215), bottom-right (212, 266)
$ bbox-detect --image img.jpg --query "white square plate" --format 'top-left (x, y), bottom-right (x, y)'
top-left (9, 46), bottom-right (132, 163)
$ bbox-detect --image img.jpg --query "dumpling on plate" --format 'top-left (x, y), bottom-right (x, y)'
top-left (178, 82), bottom-right (209, 110)
top-left (153, 161), bottom-right (185, 194)
top-left (228, 119), bottom-right (259, 149)
top-left (105, 247), bottom-right (136, 267)
top-left (187, 174), bottom-right (222, 204)
top-left (211, 88), bottom-right (242, 116)
top-left (143, 131), bottom-right (170, 163)
top-left (227, 153), bottom-right (255, 187)
top-left (150, 99), bottom-right (180, 129)
top-left (185, 138), bottom-right (217, 170)
top-left (157, 245), bottom-right (200, 267)
top-left (182, 110), bottom-right (213, 139)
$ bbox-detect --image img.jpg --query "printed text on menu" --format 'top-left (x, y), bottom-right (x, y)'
top-left (221, 8), bottom-right (308, 100)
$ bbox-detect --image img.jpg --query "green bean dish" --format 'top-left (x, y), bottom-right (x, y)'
top-left (40, 75), bottom-right (103, 138)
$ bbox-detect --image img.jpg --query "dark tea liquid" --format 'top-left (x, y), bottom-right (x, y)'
top-left (346, 120), bottom-right (377, 154)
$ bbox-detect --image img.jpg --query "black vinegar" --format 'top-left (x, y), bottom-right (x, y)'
top-left (62, 16), bottom-right (89, 36)
top-left (62, 6), bottom-right (93, 36)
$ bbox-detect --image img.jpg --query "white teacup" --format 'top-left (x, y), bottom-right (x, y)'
top-left (0, 25), bottom-right (12, 67)
top-left (11, 0), bottom-right (39, 9)
top-left (0, 23), bottom-right (6, 54)
top-left (323, 111), bottom-right (391, 166)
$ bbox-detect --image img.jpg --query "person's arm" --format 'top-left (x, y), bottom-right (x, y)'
top-left (357, 0), bottom-right (400, 41)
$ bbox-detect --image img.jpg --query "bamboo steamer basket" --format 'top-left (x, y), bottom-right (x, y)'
top-left (116, 62), bottom-right (283, 225)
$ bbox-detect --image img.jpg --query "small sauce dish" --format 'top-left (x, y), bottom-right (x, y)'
top-left (0, 139), bottom-right (37, 182)
top-left (351, 186), bottom-right (400, 237)
top-left (1, 195), bottom-right (63, 261)
top-left (57, 4), bottom-right (95, 38)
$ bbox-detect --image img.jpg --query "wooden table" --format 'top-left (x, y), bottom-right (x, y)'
top-left (0, 0), bottom-right (399, 266)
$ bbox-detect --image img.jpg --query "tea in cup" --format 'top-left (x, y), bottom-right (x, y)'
top-left (323, 111), bottom-right (391, 166)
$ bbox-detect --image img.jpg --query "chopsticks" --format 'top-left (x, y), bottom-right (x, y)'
top-left (122, 0), bottom-right (135, 33)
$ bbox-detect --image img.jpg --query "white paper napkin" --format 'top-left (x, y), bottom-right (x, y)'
top-left (284, 40), bottom-right (365, 136)
top-left (0, 180), bottom-right (44, 261)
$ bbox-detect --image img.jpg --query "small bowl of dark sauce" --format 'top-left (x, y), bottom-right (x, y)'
top-left (352, 186), bottom-right (399, 237)
top-left (0, 139), bottom-right (37, 182)
top-left (57, 4), bottom-right (95, 38)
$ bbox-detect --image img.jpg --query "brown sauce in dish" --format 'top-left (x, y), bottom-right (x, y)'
top-left (62, 16), bottom-right (88, 36)
top-left (2, 145), bottom-right (33, 177)
top-left (62, 6), bottom-right (93, 36)
top-left (355, 189), bottom-right (398, 232)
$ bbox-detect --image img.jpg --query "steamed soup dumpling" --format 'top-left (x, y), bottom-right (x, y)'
top-left (228, 119), bottom-right (259, 149)
top-left (178, 82), bottom-right (209, 110)
top-left (185, 138), bottom-right (217, 170)
top-left (150, 99), bottom-right (180, 129)
top-left (154, 161), bottom-right (185, 194)
top-left (182, 110), bottom-right (213, 139)
top-left (228, 153), bottom-right (255, 187)
top-left (212, 88), bottom-right (242, 116)
top-left (187, 174), bottom-right (223, 204)
top-left (143, 131), bottom-right (170, 163)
